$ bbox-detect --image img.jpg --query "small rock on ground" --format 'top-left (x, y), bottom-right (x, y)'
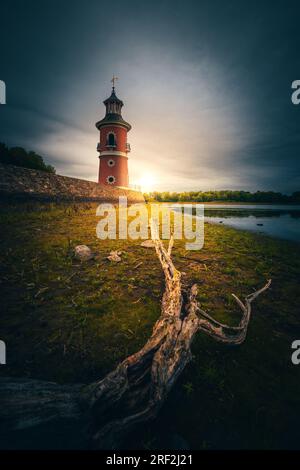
top-left (140, 239), bottom-right (155, 248)
top-left (107, 250), bottom-right (122, 262)
top-left (74, 245), bottom-right (93, 261)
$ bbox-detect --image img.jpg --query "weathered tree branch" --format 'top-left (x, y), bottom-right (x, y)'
top-left (0, 222), bottom-right (271, 449)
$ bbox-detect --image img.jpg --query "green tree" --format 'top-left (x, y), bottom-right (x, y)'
top-left (147, 189), bottom-right (296, 204)
top-left (0, 143), bottom-right (56, 173)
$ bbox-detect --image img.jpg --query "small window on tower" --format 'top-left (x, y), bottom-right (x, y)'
top-left (107, 132), bottom-right (116, 147)
top-left (106, 175), bottom-right (116, 184)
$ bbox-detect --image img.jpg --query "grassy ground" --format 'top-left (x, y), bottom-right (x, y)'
top-left (0, 201), bottom-right (300, 449)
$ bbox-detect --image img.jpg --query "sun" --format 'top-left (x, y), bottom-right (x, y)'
top-left (139, 173), bottom-right (156, 192)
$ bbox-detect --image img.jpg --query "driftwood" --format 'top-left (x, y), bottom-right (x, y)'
top-left (0, 221), bottom-right (271, 449)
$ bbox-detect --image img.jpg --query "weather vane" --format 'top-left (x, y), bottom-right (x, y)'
top-left (111, 75), bottom-right (118, 89)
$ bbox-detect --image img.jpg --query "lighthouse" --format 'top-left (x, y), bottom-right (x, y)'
top-left (96, 77), bottom-right (131, 187)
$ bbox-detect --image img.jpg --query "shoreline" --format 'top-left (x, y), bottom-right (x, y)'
top-left (204, 217), bottom-right (300, 245)
top-left (150, 201), bottom-right (300, 207)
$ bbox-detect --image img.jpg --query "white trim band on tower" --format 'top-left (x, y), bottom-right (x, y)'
top-left (99, 151), bottom-right (127, 157)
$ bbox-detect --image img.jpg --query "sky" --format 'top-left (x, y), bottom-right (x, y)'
top-left (0, 0), bottom-right (300, 193)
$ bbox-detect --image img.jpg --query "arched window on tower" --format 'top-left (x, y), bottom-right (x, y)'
top-left (107, 132), bottom-right (116, 147)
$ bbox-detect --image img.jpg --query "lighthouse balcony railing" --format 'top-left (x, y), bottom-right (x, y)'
top-left (97, 142), bottom-right (130, 152)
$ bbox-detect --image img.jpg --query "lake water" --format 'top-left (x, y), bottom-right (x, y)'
top-left (203, 204), bottom-right (300, 242)
top-left (170, 204), bottom-right (300, 243)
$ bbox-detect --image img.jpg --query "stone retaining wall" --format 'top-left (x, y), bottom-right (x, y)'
top-left (0, 164), bottom-right (144, 203)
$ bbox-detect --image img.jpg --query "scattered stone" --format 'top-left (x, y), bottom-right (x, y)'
top-left (140, 239), bottom-right (155, 248)
top-left (74, 245), bottom-right (93, 261)
top-left (107, 250), bottom-right (122, 262)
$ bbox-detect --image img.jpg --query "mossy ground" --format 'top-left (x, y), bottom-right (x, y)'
top-left (0, 201), bottom-right (300, 449)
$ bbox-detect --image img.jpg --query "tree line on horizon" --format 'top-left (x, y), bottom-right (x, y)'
top-left (1, 142), bottom-right (298, 203)
top-left (0, 143), bottom-right (56, 174)
top-left (145, 190), bottom-right (300, 204)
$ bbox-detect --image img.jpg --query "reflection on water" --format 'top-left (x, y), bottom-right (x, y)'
top-left (203, 204), bottom-right (300, 242)
top-left (170, 204), bottom-right (300, 243)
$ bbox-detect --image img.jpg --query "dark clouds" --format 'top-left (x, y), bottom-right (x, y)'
top-left (0, 0), bottom-right (299, 191)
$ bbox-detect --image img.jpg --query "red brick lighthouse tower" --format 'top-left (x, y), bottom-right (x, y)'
top-left (96, 76), bottom-right (131, 187)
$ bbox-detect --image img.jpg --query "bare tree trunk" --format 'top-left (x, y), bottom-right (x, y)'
top-left (0, 224), bottom-right (271, 449)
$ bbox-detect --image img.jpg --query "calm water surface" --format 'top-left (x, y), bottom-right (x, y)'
top-left (204, 204), bottom-right (300, 242)
top-left (170, 204), bottom-right (300, 242)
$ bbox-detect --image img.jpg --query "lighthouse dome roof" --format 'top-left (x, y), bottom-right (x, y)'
top-left (103, 89), bottom-right (123, 106)
top-left (95, 113), bottom-right (131, 131)
top-left (96, 85), bottom-right (131, 131)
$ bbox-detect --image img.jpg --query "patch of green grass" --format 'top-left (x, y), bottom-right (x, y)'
top-left (0, 201), bottom-right (300, 449)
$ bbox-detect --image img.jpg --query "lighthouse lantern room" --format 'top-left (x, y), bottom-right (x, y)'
top-left (96, 76), bottom-right (131, 187)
